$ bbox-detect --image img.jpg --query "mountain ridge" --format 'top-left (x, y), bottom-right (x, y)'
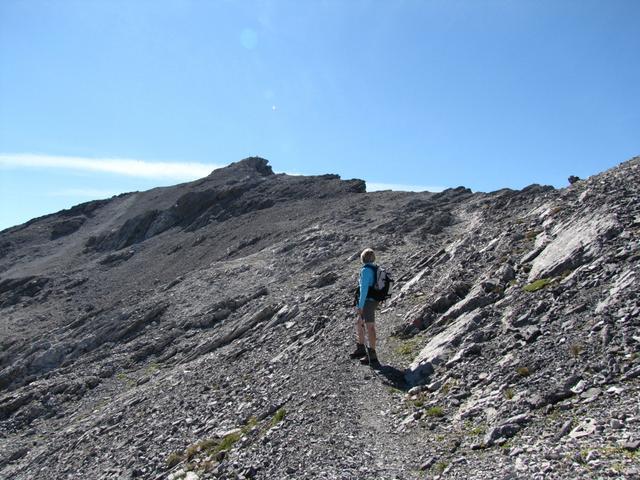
top-left (1, 156), bottom-right (639, 479)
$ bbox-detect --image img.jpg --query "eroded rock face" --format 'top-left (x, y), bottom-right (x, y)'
top-left (50, 216), bottom-right (86, 240)
top-left (0, 156), bottom-right (638, 480)
top-left (528, 212), bottom-right (621, 281)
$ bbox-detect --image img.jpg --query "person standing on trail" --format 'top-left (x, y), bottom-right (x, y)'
top-left (349, 248), bottom-right (381, 368)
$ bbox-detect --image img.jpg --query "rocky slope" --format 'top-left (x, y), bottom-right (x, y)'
top-left (0, 156), bottom-right (638, 479)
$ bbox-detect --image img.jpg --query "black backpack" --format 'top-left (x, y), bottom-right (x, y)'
top-left (353, 264), bottom-right (393, 304)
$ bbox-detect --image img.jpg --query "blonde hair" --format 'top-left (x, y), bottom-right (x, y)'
top-left (360, 248), bottom-right (376, 264)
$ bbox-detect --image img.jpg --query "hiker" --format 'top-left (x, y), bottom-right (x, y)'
top-left (349, 248), bottom-right (381, 368)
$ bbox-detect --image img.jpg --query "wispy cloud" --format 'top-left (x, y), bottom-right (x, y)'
top-left (0, 153), bottom-right (222, 181)
top-left (48, 188), bottom-right (122, 198)
top-left (367, 182), bottom-right (445, 193)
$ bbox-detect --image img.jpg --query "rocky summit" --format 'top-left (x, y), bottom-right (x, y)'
top-left (1, 156), bottom-right (639, 480)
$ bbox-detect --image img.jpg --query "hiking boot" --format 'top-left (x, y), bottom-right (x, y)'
top-left (360, 348), bottom-right (381, 368)
top-left (349, 343), bottom-right (367, 359)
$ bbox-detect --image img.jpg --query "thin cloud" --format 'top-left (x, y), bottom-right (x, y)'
top-left (48, 188), bottom-right (122, 198)
top-left (0, 153), bottom-right (222, 181)
top-left (367, 182), bottom-right (445, 193)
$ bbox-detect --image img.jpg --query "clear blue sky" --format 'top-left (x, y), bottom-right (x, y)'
top-left (1, 0), bottom-right (639, 230)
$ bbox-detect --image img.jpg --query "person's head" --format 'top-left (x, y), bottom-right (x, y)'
top-left (360, 248), bottom-right (375, 264)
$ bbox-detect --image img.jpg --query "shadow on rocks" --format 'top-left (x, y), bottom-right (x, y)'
top-left (377, 364), bottom-right (410, 391)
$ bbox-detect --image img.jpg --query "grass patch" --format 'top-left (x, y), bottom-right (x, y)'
top-left (440, 378), bottom-right (457, 395)
top-left (271, 408), bottom-right (286, 426)
top-left (560, 269), bottom-right (574, 278)
top-left (525, 229), bottom-right (541, 240)
top-left (242, 416), bottom-right (258, 434)
top-left (434, 461), bottom-right (449, 473)
top-left (115, 372), bottom-right (136, 388)
top-left (217, 431), bottom-right (242, 452)
top-left (145, 361), bottom-right (160, 374)
top-left (503, 388), bottom-right (515, 400)
top-left (184, 443), bottom-right (200, 461)
top-left (198, 438), bottom-right (218, 451)
top-left (394, 338), bottom-right (421, 360)
top-left (523, 278), bottom-right (553, 292)
top-left (463, 420), bottom-right (486, 436)
top-left (569, 343), bottom-right (584, 358)
top-left (500, 441), bottom-right (513, 451)
top-left (425, 406), bottom-right (445, 417)
top-left (387, 386), bottom-right (403, 395)
top-left (166, 451), bottom-right (183, 468)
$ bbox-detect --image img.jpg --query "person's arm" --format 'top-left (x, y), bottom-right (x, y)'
top-left (358, 266), bottom-right (373, 310)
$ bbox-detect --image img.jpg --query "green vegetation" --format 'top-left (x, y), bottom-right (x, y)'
top-left (217, 431), bottom-right (242, 452)
top-left (440, 378), bottom-right (457, 395)
top-left (425, 406), bottom-right (445, 417)
top-left (463, 420), bottom-right (486, 436)
top-left (271, 407), bottom-right (287, 426)
top-left (569, 343), bottom-right (584, 358)
top-left (115, 372), bottom-right (136, 388)
top-left (197, 438), bottom-right (218, 451)
top-left (598, 445), bottom-right (640, 460)
top-left (516, 366), bottom-right (531, 377)
top-left (523, 278), bottom-right (553, 292)
top-left (434, 461), bottom-right (449, 473)
top-left (500, 441), bottom-right (513, 451)
top-left (166, 451), bottom-right (183, 468)
top-left (503, 388), bottom-right (515, 400)
top-left (525, 229), bottom-right (541, 240)
top-left (560, 269), bottom-right (574, 278)
top-left (242, 416), bottom-right (258, 434)
top-left (184, 443), bottom-right (200, 460)
top-left (387, 386), bottom-right (403, 395)
top-left (169, 409), bottom-right (292, 471)
top-left (145, 361), bottom-right (160, 374)
top-left (394, 337), bottom-right (421, 360)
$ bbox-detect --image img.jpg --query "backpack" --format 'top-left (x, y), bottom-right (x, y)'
top-left (363, 264), bottom-right (393, 302)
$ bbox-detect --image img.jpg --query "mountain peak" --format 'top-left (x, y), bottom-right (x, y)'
top-left (222, 156), bottom-right (274, 177)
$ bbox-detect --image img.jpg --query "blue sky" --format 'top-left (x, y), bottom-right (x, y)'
top-left (1, 0), bottom-right (639, 230)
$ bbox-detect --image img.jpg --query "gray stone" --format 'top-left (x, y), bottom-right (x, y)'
top-left (528, 213), bottom-right (620, 281)
top-left (483, 423), bottom-right (521, 447)
top-left (556, 420), bottom-right (573, 439)
top-left (420, 457), bottom-right (436, 471)
top-left (570, 418), bottom-right (597, 439)
top-left (610, 419), bottom-right (623, 430)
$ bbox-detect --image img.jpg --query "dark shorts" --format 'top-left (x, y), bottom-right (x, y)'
top-left (363, 300), bottom-right (378, 323)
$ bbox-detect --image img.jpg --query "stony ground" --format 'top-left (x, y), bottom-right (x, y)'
top-left (0, 156), bottom-right (638, 479)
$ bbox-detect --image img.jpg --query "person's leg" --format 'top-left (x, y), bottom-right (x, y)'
top-left (360, 302), bottom-right (380, 366)
top-left (365, 322), bottom-right (377, 350)
top-left (356, 317), bottom-right (365, 345)
top-left (349, 315), bottom-right (367, 359)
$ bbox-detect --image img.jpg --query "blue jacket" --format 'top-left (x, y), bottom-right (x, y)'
top-left (358, 263), bottom-right (376, 309)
